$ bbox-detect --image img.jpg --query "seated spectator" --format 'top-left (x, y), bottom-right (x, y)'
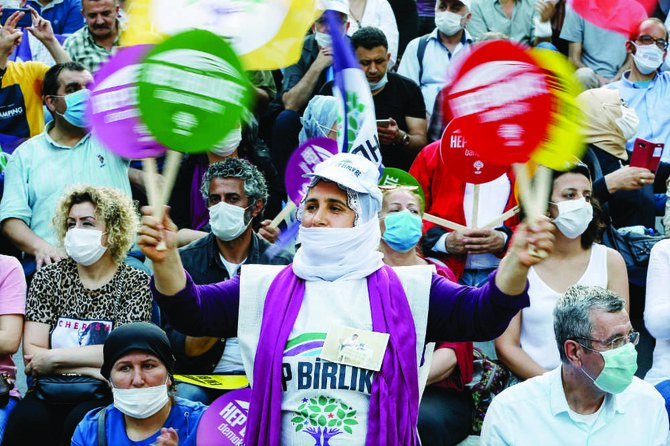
top-left (168, 158), bottom-right (293, 405)
top-left (467, 0), bottom-right (555, 46)
top-left (168, 118), bottom-right (278, 247)
top-left (63, 0), bottom-right (120, 73)
top-left (0, 6), bottom-right (71, 153)
top-left (347, 0), bottom-right (400, 65)
top-left (0, 62), bottom-right (137, 273)
top-left (2, 185), bottom-right (152, 445)
top-left (379, 186), bottom-right (455, 280)
top-left (495, 163), bottom-right (629, 380)
top-left (482, 285), bottom-right (669, 445)
top-left (560, 4), bottom-right (628, 86)
top-left (323, 26), bottom-right (427, 170)
top-left (608, 18), bottom-right (670, 159)
top-left (410, 140), bottom-right (518, 285)
top-left (644, 239), bottom-right (670, 423)
top-left (579, 86), bottom-right (670, 296)
top-left (378, 187), bottom-right (472, 445)
top-left (0, 255), bottom-right (26, 442)
top-left (72, 322), bottom-right (206, 445)
top-left (398, 0), bottom-right (473, 118)
top-left (579, 87), bottom-right (663, 231)
top-left (298, 95), bottom-right (339, 145)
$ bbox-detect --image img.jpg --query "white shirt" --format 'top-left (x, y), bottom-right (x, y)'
top-left (645, 239), bottom-right (670, 385)
top-left (521, 244), bottom-right (608, 370)
top-left (481, 367), bottom-right (669, 446)
top-left (397, 28), bottom-right (472, 114)
top-left (346, 0), bottom-right (399, 66)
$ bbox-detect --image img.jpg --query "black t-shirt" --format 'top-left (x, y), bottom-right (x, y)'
top-left (321, 72), bottom-right (426, 170)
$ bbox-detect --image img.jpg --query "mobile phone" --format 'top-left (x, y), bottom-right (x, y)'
top-left (1, 8), bottom-right (31, 28)
top-left (630, 138), bottom-right (664, 173)
top-left (376, 119), bottom-right (391, 128)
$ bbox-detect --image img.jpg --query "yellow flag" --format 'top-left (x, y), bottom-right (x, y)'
top-left (529, 49), bottom-right (586, 171)
top-left (121, 0), bottom-right (319, 70)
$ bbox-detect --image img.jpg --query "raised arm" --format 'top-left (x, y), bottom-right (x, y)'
top-left (426, 218), bottom-right (554, 342)
top-left (25, 6), bottom-right (71, 64)
top-left (139, 206), bottom-right (240, 337)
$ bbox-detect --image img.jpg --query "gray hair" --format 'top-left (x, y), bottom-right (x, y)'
top-left (200, 158), bottom-right (269, 213)
top-left (553, 285), bottom-right (626, 363)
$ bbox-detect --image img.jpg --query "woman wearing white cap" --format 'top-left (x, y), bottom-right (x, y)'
top-left (139, 152), bottom-right (554, 446)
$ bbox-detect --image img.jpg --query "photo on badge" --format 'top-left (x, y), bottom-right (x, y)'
top-left (320, 326), bottom-right (389, 372)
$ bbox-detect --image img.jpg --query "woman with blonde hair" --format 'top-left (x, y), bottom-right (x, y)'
top-left (3, 185), bottom-right (153, 446)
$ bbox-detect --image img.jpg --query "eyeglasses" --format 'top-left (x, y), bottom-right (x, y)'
top-left (574, 331), bottom-right (640, 352)
top-left (635, 35), bottom-right (669, 51)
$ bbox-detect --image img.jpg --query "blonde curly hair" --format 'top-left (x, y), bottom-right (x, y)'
top-left (54, 185), bottom-right (139, 263)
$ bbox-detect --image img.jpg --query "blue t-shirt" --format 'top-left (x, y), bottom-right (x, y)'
top-left (71, 397), bottom-right (207, 446)
top-left (26, 0), bottom-right (84, 35)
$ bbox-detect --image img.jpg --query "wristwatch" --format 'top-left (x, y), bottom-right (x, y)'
top-left (401, 132), bottom-right (410, 146)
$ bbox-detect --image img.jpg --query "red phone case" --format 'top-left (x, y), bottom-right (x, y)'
top-left (630, 138), bottom-right (665, 173)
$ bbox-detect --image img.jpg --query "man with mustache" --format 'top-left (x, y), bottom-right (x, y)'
top-left (63, 0), bottom-right (119, 73)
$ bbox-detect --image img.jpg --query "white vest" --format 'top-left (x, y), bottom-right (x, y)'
top-left (239, 265), bottom-right (433, 445)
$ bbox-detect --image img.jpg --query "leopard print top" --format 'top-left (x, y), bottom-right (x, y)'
top-left (27, 258), bottom-right (152, 341)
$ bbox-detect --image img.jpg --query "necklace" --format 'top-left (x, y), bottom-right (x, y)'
top-left (349, 0), bottom-right (366, 28)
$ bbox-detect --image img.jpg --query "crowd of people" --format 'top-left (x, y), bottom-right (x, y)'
top-left (0, 0), bottom-right (669, 444)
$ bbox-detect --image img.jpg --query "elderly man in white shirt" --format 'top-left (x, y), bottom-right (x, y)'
top-left (482, 285), bottom-right (669, 446)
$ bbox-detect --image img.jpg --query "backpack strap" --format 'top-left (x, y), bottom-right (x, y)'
top-left (97, 408), bottom-right (107, 446)
top-left (416, 34), bottom-right (431, 87)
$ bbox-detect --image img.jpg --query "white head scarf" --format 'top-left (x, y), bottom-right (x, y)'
top-left (292, 154), bottom-right (384, 281)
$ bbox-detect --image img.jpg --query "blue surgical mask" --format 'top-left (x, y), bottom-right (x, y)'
top-left (369, 71), bottom-right (388, 91)
top-left (53, 88), bottom-right (90, 128)
top-left (382, 210), bottom-right (423, 253)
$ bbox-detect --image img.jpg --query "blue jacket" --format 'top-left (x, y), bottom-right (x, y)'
top-left (71, 397), bottom-right (207, 446)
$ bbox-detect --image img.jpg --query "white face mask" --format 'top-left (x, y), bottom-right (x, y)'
top-left (314, 31), bottom-right (332, 48)
top-left (211, 126), bottom-right (242, 157)
top-left (615, 104), bottom-right (639, 141)
top-left (209, 201), bottom-right (251, 242)
top-left (552, 197), bottom-right (593, 239)
top-left (435, 10), bottom-right (465, 36)
top-left (112, 382), bottom-right (169, 419)
top-left (64, 228), bottom-right (107, 266)
top-left (632, 43), bottom-right (665, 75)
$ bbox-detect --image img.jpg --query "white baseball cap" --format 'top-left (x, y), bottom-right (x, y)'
top-left (319, 0), bottom-right (350, 15)
top-left (305, 153), bottom-right (382, 202)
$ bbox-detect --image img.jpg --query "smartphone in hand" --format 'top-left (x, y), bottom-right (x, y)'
top-left (1, 8), bottom-right (32, 28)
top-left (376, 119), bottom-right (391, 128)
top-left (630, 138), bottom-right (664, 173)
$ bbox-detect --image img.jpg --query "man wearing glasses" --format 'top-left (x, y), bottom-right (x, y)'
top-left (609, 18), bottom-right (670, 161)
top-left (481, 285), bottom-right (668, 445)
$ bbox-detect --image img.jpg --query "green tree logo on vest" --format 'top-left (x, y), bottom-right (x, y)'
top-left (291, 395), bottom-right (359, 445)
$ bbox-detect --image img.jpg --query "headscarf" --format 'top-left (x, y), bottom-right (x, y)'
top-left (101, 322), bottom-right (174, 379)
top-left (578, 88), bottom-right (629, 160)
top-left (293, 153), bottom-right (384, 281)
top-left (298, 95), bottom-right (340, 145)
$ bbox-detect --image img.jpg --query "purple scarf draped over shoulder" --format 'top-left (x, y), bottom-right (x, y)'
top-left (245, 264), bottom-right (420, 445)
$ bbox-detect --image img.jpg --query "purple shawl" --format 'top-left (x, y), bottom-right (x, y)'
top-left (245, 264), bottom-right (420, 445)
